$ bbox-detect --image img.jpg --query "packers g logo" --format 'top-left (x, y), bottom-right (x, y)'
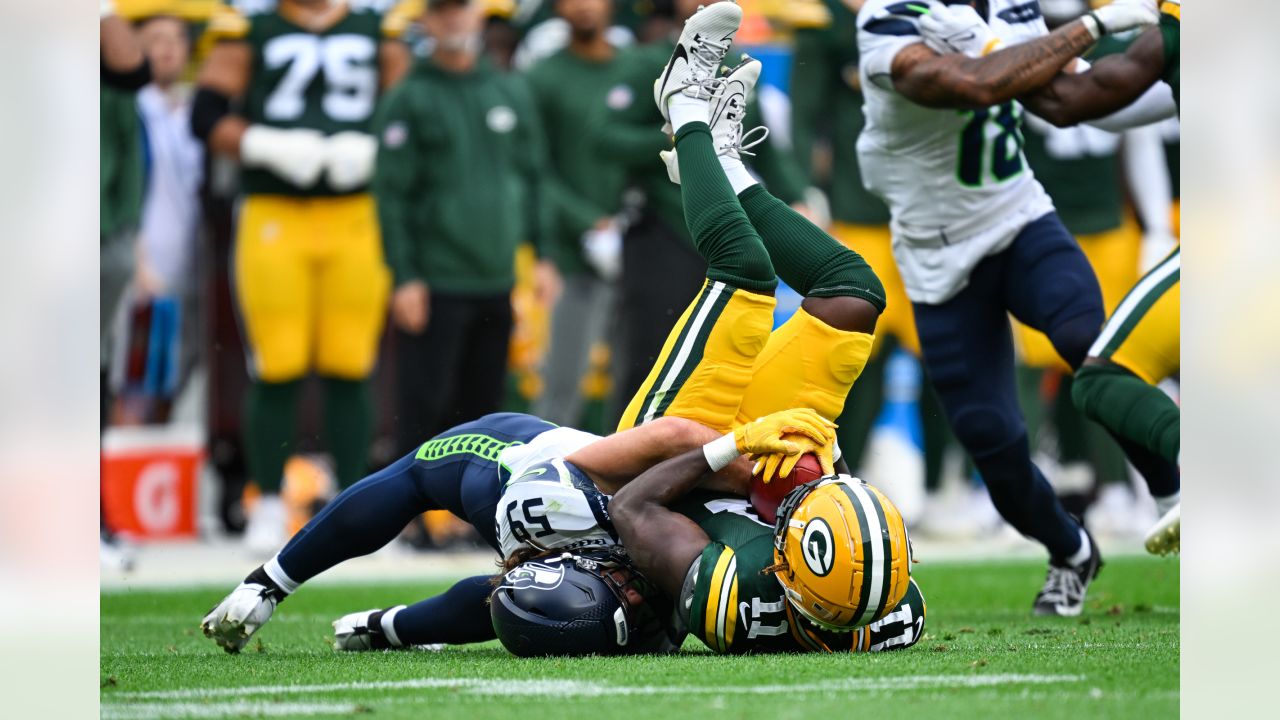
top-left (801, 519), bottom-right (835, 577)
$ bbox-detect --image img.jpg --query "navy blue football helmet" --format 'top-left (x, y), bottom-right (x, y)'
top-left (490, 548), bottom-right (676, 657)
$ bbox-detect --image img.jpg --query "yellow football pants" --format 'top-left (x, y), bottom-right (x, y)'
top-left (617, 281), bottom-right (775, 434)
top-left (1090, 246), bottom-right (1180, 385)
top-left (617, 282), bottom-right (876, 434)
top-left (234, 193), bottom-right (390, 382)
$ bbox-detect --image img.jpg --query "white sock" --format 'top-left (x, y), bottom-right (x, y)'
top-left (667, 93), bottom-right (709, 132)
top-left (719, 154), bottom-right (758, 195)
top-left (380, 605), bottom-right (407, 647)
top-left (264, 553), bottom-right (301, 595)
top-left (1154, 490), bottom-right (1180, 517)
top-left (1066, 528), bottom-right (1092, 567)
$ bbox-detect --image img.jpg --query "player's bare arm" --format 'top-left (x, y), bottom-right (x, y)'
top-left (565, 416), bottom-right (733, 494)
top-left (610, 448), bottom-right (718, 598)
top-left (612, 409), bottom-right (836, 597)
top-left (101, 13), bottom-right (146, 75)
top-left (193, 42), bottom-right (252, 157)
top-left (1020, 27), bottom-right (1166, 127)
top-left (890, 20), bottom-right (1098, 110)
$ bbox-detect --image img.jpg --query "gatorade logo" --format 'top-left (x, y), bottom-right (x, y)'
top-left (801, 518), bottom-right (834, 577)
top-left (135, 461), bottom-right (180, 533)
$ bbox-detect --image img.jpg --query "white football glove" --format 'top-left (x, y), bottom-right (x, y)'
top-left (920, 3), bottom-right (1004, 57)
top-left (200, 582), bottom-right (278, 654)
top-left (324, 131), bottom-right (378, 192)
top-left (1088, 0), bottom-right (1160, 37)
top-left (240, 125), bottom-right (327, 188)
top-left (582, 221), bottom-right (623, 281)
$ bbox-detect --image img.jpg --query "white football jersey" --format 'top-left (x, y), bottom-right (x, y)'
top-left (495, 428), bottom-right (619, 558)
top-left (856, 0), bottom-right (1057, 303)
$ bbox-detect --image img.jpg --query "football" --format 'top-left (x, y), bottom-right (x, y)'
top-left (749, 452), bottom-right (826, 524)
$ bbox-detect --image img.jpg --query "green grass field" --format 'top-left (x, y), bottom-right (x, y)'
top-left (101, 555), bottom-right (1179, 719)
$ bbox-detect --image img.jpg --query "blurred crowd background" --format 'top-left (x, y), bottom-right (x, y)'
top-left (99, 0), bottom-right (1180, 565)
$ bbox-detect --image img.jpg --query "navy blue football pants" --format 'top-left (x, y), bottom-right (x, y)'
top-left (912, 213), bottom-right (1178, 559)
top-left (272, 413), bottom-right (556, 645)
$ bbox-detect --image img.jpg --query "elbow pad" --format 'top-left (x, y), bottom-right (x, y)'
top-left (191, 87), bottom-right (232, 143)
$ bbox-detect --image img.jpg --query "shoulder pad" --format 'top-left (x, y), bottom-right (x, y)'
top-left (381, 0), bottom-right (422, 39)
top-left (205, 4), bottom-right (251, 42)
top-left (782, 0), bottom-right (833, 29)
top-left (860, 1), bottom-right (926, 36)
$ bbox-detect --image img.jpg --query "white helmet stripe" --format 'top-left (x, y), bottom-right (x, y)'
top-left (847, 482), bottom-right (885, 626)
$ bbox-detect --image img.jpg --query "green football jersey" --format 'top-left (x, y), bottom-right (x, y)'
top-left (1159, 1), bottom-right (1180, 110)
top-left (207, 1), bottom-right (404, 196)
top-left (675, 492), bottom-right (924, 654)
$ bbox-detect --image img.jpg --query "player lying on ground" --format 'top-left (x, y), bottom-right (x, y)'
top-left (598, 5), bottom-right (918, 654)
top-left (471, 3), bottom-right (923, 656)
top-left (202, 1), bottom-right (913, 657)
top-left (918, 0), bottom-right (1182, 555)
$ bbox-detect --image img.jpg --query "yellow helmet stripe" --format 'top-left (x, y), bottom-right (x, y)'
top-left (722, 555), bottom-right (739, 649)
top-left (837, 482), bottom-right (874, 624)
top-left (704, 548), bottom-right (736, 653)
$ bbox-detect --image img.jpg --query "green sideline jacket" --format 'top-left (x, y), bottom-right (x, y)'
top-left (373, 56), bottom-right (551, 295)
top-left (524, 47), bottom-right (630, 277)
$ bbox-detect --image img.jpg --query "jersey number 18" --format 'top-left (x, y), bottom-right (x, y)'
top-left (957, 101), bottom-right (1025, 187)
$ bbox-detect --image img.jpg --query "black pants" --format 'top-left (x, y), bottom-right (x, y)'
top-left (614, 212), bottom-right (708, 421)
top-left (394, 292), bottom-right (513, 455)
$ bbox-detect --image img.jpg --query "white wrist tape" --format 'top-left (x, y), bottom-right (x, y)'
top-left (1082, 13), bottom-right (1103, 40)
top-left (702, 433), bottom-right (741, 472)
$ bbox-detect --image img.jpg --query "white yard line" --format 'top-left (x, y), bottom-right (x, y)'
top-left (111, 673), bottom-right (1084, 702)
top-left (101, 702), bottom-right (359, 719)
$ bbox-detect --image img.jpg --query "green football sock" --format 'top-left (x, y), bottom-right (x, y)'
top-left (673, 122), bottom-right (776, 293)
top-left (1072, 364), bottom-right (1180, 465)
top-left (1054, 376), bottom-right (1127, 486)
top-left (322, 377), bottom-right (374, 489)
top-left (244, 379), bottom-right (301, 494)
top-left (736, 184), bottom-right (886, 311)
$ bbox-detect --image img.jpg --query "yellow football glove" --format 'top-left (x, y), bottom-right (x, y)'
top-left (751, 432), bottom-right (837, 485)
top-left (733, 408), bottom-right (836, 458)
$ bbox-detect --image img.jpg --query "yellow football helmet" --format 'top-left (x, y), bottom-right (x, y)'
top-left (771, 475), bottom-right (912, 631)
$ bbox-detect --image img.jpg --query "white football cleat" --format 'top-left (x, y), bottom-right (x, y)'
top-left (332, 607), bottom-right (401, 651)
top-left (659, 56), bottom-right (768, 185)
top-left (1144, 503), bottom-right (1180, 556)
top-left (200, 582), bottom-right (279, 653)
top-left (707, 57), bottom-right (768, 159)
top-left (653, 1), bottom-right (743, 130)
top-left (244, 494), bottom-right (287, 557)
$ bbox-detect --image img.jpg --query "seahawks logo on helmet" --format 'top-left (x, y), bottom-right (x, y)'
top-left (801, 518), bottom-right (835, 577)
top-left (500, 561), bottom-right (565, 591)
